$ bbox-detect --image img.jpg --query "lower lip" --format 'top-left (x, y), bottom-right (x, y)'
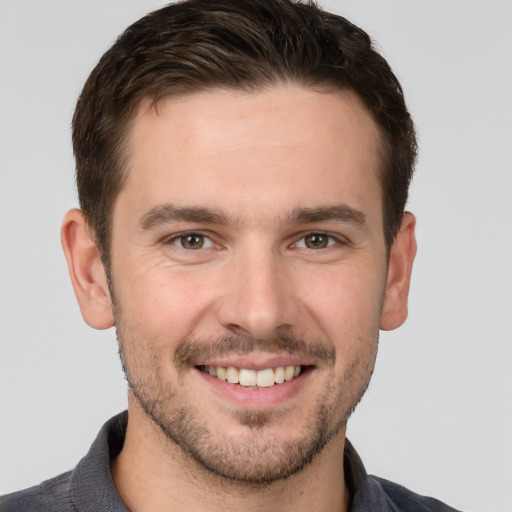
top-left (194, 367), bottom-right (313, 408)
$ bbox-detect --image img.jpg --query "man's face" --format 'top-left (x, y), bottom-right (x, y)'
top-left (110, 86), bottom-right (389, 483)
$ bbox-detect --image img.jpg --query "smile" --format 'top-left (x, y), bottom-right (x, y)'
top-left (197, 364), bottom-right (305, 388)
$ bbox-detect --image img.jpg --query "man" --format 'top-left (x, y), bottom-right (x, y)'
top-left (0, 0), bottom-right (461, 510)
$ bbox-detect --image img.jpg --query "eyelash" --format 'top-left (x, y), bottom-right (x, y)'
top-left (167, 232), bottom-right (216, 250)
top-left (165, 231), bottom-right (346, 251)
top-left (293, 232), bottom-right (345, 250)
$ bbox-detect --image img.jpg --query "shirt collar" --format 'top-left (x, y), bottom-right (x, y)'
top-left (70, 412), bottom-right (129, 512)
top-left (69, 411), bottom-right (393, 512)
top-left (344, 439), bottom-right (395, 511)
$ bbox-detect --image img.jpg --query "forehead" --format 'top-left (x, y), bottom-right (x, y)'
top-left (119, 85), bottom-right (383, 227)
top-left (131, 85), bottom-right (381, 157)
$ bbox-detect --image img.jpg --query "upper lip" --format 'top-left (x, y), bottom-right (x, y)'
top-left (196, 352), bottom-right (314, 371)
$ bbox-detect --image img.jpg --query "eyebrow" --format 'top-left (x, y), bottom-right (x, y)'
top-left (138, 203), bottom-right (366, 230)
top-left (288, 204), bottom-right (366, 226)
top-left (139, 205), bottom-right (230, 230)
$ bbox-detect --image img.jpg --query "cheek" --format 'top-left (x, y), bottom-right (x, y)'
top-left (300, 264), bottom-right (385, 335)
top-left (297, 263), bottom-right (384, 388)
top-left (113, 261), bottom-right (221, 342)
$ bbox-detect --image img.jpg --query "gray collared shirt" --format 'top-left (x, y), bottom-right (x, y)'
top-left (0, 412), bottom-right (461, 511)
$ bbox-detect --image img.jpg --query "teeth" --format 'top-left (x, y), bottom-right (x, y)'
top-left (216, 367), bottom-right (227, 381)
top-left (284, 365), bottom-right (295, 381)
top-left (239, 369), bottom-right (257, 386)
top-left (226, 367), bottom-right (239, 384)
top-left (274, 366), bottom-right (285, 384)
top-left (199, 364), bottom-right (304, 388)
top-left (256, 368), bottom-right (275, 387)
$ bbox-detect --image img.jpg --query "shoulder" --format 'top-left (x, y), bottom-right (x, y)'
top-left (0, 471), bottom-right (74, 512)
top-left (344, 440), bottom-right (462, 512)
top-left (371, 475), bottom-right (462, 512)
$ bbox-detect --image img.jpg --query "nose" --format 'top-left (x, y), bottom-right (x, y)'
top-left (216, 245), bottom-right (301, 340)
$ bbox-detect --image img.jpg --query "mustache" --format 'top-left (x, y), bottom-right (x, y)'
top-left (174, 333), bottom-right (336, 370)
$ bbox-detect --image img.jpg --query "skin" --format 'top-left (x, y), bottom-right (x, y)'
top-left (62, 85), bottom-right (416, 512)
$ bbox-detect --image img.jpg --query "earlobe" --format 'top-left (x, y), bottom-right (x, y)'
top-left (61, 209), bottom-right (115, 330)
top-left (380, 212), bottom-right (417, 331)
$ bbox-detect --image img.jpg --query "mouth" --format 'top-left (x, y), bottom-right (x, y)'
top-left (196, 364), bottom-right (310, 388)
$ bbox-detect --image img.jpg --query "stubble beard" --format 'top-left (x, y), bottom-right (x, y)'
top-left (116, 324), bottom-right (378, 486)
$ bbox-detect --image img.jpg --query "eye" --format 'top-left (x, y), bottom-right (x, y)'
top-left (295, 233), bottom-right (338, 249)
top-left (171, 233), bottom-right (215, 250)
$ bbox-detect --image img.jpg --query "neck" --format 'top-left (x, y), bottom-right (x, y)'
top-left (112, 398), bottom-right (350, 512)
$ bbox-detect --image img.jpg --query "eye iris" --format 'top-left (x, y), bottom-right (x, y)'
top-left (305, 234), bottom-right (328, 249)
top-left (181, 234), bottom-right (204, 249)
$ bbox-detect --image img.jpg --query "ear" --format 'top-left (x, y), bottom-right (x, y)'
top-left (61, 209), bottom-right (115, 330)
top-left (380, 212), bottom-right (417, 331)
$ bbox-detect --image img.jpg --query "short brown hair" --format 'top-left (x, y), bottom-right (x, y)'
top-left (72, 0), bottom-right (417, 264)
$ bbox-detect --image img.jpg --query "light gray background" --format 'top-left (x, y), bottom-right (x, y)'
top-left (0, 1), bottom-right (511, 511)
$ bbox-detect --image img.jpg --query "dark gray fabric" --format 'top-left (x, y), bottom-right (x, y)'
top-left (0, 412), bottom-right (461, 511)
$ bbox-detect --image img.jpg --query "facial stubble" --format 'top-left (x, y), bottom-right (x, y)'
top-left (116, 318), bottom-right (379, 486)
